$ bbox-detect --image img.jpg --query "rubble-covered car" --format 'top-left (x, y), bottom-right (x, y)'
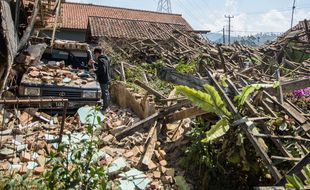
top-left (19, 41), bottom-right (101, 109)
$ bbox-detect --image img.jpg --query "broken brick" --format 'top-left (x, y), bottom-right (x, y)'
top-left (124, 151), bottom-right (134, 158)
top-left (159, 160), bottom-right (168, 167)
top-left (33, 166), bottom-right (45, 174)
top-left (102, 134), bottom-right (115, 145)
top-left (148, 160), bottom-right (157, 170)
top-left (19, 112), bottom-right (33, 126)
top-left (153, 171), bottom-right (161, 179)
top-left (159, 166), bottom-right (167, 174)
top-left (154, 150), bottom-right (163, 161)
top-left (19, 164), bottom-right (28, 174)
top-left (158, 149), bottom-right (166, 158)
top-left (20, 151), bottom-right (31, 162)
top-left (36, 155), bottom-right (45, 166)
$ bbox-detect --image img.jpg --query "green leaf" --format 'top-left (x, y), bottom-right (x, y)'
top-left (286, 175), bottom-right (304, 190)
top-left (227, 152), bottom-right (241, 164)
top-left (219, 75), bottom-right (228, 88)
top-left (202, 118), bottom-right (229, 143)
top-left (303, 165), bottom-right (310, 184)
top-left (203, 84), bottom-right (231, 118)
top-left (176, 85), bottom-right (231, 118)
top-left (175, 176), bottom-right (191, 190)
top-left (234, 84), bottom-right (262, 107)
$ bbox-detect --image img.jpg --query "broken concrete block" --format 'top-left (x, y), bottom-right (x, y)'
top-left (16, 144), bottom-right (27, 152)
top-left (119, 180), bottom-right (135, 190)
top-left (131, 146), bottom-right (141, 157)
top-left (10, 164), bottom-right (21, 171)
top-left (107, 157), bottom-right (128, 175)
top-left (153, 171), bottom-right (161, 179)
top-left (27, 161), bottom-right (38, 170)
top-left (20, 151), bottom-right (31, 162)
top-left (159, 160), bottom-right (168, 167)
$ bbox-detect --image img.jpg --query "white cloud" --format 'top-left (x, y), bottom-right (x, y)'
top-left (202, 5), bottom-right (302, 35)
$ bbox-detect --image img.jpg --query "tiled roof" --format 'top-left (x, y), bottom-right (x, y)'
top-left (88, 16), bottom-right (189, 41)
top-left (60, 2), bottom-right (192, 30)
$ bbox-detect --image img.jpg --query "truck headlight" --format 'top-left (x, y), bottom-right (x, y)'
top-left (24, 87), bottom-right (41, 96)
top-left (82, 91), bottom-right (97, 99)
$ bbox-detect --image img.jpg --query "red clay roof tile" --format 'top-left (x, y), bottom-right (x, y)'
top-left (60, 2), bottom-right (192, 30)
top-left (88, 16), bottom-right (189, 40)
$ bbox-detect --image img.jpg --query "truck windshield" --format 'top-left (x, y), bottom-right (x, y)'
top-left (41, 49), bottom-right (89, 69)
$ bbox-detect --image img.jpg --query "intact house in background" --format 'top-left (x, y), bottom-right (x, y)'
top-left (40, 2), bottom-right (193, 42)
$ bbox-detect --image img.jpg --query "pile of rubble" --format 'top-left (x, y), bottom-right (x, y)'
top-left (0, 96), bottom-right (192, 189)
top-left (100, 20), bottom-right (310, 188)
top-left (0, 107), bottom-right (68, 174)
top-left (24, 62), bottom-right (95, 86)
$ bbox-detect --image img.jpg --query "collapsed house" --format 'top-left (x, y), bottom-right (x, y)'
top-left (39, 1), bottom-right (192, 42)
top-left (0, 0), bottom-right (310, 189)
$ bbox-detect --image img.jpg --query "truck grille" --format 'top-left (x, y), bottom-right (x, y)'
top-left (42, 89), bottom-right (82, 98)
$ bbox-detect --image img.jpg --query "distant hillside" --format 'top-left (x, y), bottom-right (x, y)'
top-left (206, 32), bottom-right (281, 46)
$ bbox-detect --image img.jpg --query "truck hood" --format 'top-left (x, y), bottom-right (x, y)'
top-left (21, 65), bottom-right (100, 89)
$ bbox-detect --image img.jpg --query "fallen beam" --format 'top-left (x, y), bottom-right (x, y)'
top-left (206, 70), bottom-right (282, 181)
top-left (164, 107), bottom-right (206, 123)
top-left (265, 78), bottom-right (310, 96)
top-left (134, 80), bottom-right (167, 99)
top-left (114, 100), bottom-right (189, 140)
top-left (141, 121), bottom-right (162, 169)
top-left (276, 152), bottom-right (310, 186)
top-left (158, 67), bottom-right (210, 90)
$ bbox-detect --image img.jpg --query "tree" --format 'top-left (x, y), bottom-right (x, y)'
top-left (0, 0), bottom-right (40, 96)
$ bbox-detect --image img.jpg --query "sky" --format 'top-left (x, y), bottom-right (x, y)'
top-left (67, 0), bottom-right (310, 35)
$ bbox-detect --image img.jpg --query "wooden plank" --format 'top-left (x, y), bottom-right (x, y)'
top-left (141, 121), bottom-right (161, 169)
top-left (206, 71), bottom-right (282, 181)
top-left (114, 101), bottom-right (189, 140)
top-left (265, 78), bottom-right (310, 96)
top-left (276, 70), bottom-right (284, 104)
top-left (165, 107), bottom-right (206, 123)
top-left (120, 62), bottom-right (126, 82)
top-left (227, 79), bottom-right (294, 159)
top-left (158, 67), bottom-right (209, 91)
top-left (17, 0), bottom-right (40, 51)
top-left (276, 152), bottom-right (310, 186)
top-left (134, 80), bottom-right (167, 99)
top-left (263, 91), bottom-right (307, 124)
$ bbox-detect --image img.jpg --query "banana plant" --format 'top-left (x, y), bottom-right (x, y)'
top-left (285, 164), bottom-right (310, 190)
top-left (176, 84), bottom-right (231, 142)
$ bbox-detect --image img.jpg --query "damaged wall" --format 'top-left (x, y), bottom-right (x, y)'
top-left (111, 81), bottom-right (156, 119)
